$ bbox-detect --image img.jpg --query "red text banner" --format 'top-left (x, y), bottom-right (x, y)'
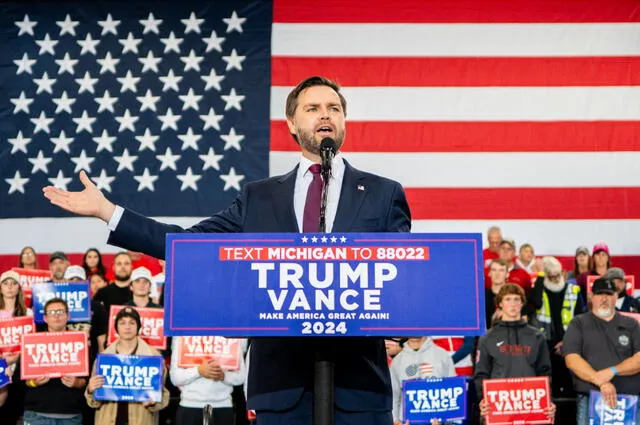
top-left (483, 376), bottom-right (552, 425)
top-left (21, 331), bottom-right (89, 379)
top-left (108, 306), bottom-right (166, 349)
top-left (0, 316), bottom-right (35, 353)
top-left (176, 336), bottom-right (242, 370)
top-left (12, 268), bottom-right (51, 307)
top-left (219, 246), bottom-right (429, 261)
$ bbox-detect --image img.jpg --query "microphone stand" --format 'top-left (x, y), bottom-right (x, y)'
top-left (314, 158), bottom-right (334, 425)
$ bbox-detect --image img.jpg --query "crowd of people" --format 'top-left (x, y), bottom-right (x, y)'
top-left (1, 224), bottom-right (639, 425)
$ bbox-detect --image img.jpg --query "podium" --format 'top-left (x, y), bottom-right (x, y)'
top-left (164, 232), bottom-right (486, 423)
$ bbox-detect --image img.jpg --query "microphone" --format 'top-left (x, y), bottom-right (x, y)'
top-left (320, 137), bottom-right (337, 175)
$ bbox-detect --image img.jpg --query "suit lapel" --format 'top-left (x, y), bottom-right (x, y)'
top-left (273, 166), bottom-right (300, 232)
top-left (333, 161), bottom-right (367, 232)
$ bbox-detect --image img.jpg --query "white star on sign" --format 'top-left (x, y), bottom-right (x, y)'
top-left (200, 107), bottom-right (223, 131)
top-left (159, 69), bottom-right (182, 92)
top-left (33, 72), bottom-right (56, 94)
top-left (134, 168), bottom-right (158, 192)
top-left (221, 88), bottom-right (245, 111)
top-left (220, 167), bottom-right (245, 191)
top-left (75, 71), bottom-right (98, 94)
top-left (223, 11), bottom-right (246, 33)
top-left (137, 89), bottom-right (160, 112)
top-left (56, 14), bottom-right (79, 36)
top-left (97, 51), bottom-right (120, 74)
top-left (55, 52), bottom-right (78, 75)
top-left (135, 128), bottom-right (159, 152)
top-left (181, 12), bottom-right (204, 34)
top-left (31, 111), bottom-right (54, 134)
top-left (179, 88), bottom-right (202, 111)
top-left (139, 12), bottom-right (162, 34)
top-left (28, 150), bottom-right (52, 174)
top-left (222, 49), bottom-right (245, 71)
top-left (156, 147), bottom-right (181, 171)
top-left (117, 70), bottom-right (141, 93)
top-left (201, 68), bottom-right (225, 91)
top-left (177, 167), bottom-right (202, 191)
top-left (199, 147), bottom-right (223, 171)
top-left (14, 53), bottom-right (36, 75)
top-left (98, 14), bottom-right (120, 36)
top-left (330, 236), bottom-right (338, 243)
top-left (15, 15), bottom-right (37, 36)
top-left (93, 129), bottom-right (116, 152)
top-left (73, 110), bottom-right (96, 134)
top-left (119, 32), bottom-right (142, 54)
top-left (158, 108), bottom-right (181, 131)
top-left (160, 31), bottom-right (183, 54)
top-left (180, 49), bottom-right (203, 72)
top-left (51, 130), bottom-right (73, 153)
top-left (340, 236), bottom-right (347, 243)
top-left (321, 236), bottom-right (328, 243)
top-left (10, 91), bottom-right (33, 114)
top-left (221, 127), bottom-right (244, 151)
top-left (115, 109), bottom-right (139, 133)
top-left (8, 131), bottom-right (31, 154)
top-left (52, 90), bottom-right (76, 114)
top-left (93, 169), bottom-right (115, 192)
top-left (301, 236), bottom-right (309, 243)
top-left (139, 51), bottom-right (162, 73)
top-left (77, 33), bottom-right (100, 55)
top-left (48, 170), bottom-right (73, 190)
top-left (5, 171), bottom-right (29, 194)
top-left (114, 148), bottom-right (138, 172)
top-left (36, 33), bottom-right (58, 55)
top-left (311, 236), bottom-right (318, 243)
top-left (178, 127), bottom-right (202, 151)
top-left (95, 90), bottom-right (118, 113)
top-left (71, 149), bottom-right (95, 172)
top-left (203, 30), bottom-right (225, 53)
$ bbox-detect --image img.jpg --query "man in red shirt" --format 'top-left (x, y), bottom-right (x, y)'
top-left (483, 226), bottom-right (502, 268)
top-left (485, 238), bottom-right (533, 292)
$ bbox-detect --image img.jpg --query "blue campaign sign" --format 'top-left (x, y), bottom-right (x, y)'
top-left (0, 358), bottom-right (10, 389)
top-left (165, 232), bottom-right (484, 337)
top-left (32, 281), bottom-right (91, 323)
top-left (94, 354), bottom-right (163, 403)
top-left (589, 390), bottom-right (638, 425)
top-left (402, 377), bottom-right (467, 423)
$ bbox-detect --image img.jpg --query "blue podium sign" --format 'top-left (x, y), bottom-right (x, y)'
top-left (589, 390), bottom-right (638, 425)
top-left (165, 233), bottom-right (484, 337)
top-left (94, 354), bottom-right (163, 402)
top-left (32, 282), bottom-right (91, 323)
top-left (402, 377), bottom-right (467, 423)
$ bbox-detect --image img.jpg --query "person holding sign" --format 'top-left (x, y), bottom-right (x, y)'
top-left (390, 336), bottom-right (456, 424)
top-left (563, 277), bottom-right (640, 425)
top-left (86, 307), bottom-right (169, 425)
top-left (19, 298), bottom-right (88, 425)
top-left (474, 284), bottom-right (555, 422)
top-left (0, 270), bottom-right (32, 366)
top-left (44, 75), bottom-right (411, 425)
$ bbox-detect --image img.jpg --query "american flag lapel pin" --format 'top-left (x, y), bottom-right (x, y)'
top-left (357, 185), bottom-right (365, 191)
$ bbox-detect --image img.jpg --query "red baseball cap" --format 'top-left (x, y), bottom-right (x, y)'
top-left (592, 243), bottom-right (610, 255)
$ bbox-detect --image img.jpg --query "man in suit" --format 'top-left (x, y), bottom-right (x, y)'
top-left (43, 76), bottom-right (411, 424)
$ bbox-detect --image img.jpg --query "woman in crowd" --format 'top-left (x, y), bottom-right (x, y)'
top-left (86, 307), bottom-right (169, 425)
top-left (83, 248), bottom-right (107, 280)
top-left (18, 246), bottom-right (38, 269)
top-left (567, 246), bottom-right (592, 281)
top-left (90, 273), bottom-right (108, 297)
top-left (576, 243), bottom-right (611, 292)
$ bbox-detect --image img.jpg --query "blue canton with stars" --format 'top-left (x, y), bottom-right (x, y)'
top-left (0, 1), bottom-right (271, 218)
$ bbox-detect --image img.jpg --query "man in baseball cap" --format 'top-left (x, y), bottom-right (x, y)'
top-left (605, 268), bottom-right (640, 313)
top-left (126, 267), bottom-right (160, 308)
top-left (49, 251), bottom-right (68, 283)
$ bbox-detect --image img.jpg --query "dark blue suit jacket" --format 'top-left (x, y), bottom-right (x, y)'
top-left (108, 160), bottom-right (411, 412)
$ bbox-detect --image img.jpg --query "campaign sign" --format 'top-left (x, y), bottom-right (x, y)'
top-left (108, 306), bottom-right (166, 349)
top-left (0, 358), bottom-right (10, 389)
top-left (165, 233), bottom-right (484, 337)
top-left (21, 331), bottom-right (89, 379)
top-left (11, 268), bottom-right (51, 307)
top-left (94, 354), bottom-right (163, 402)
top-left (589, 390), bottom-right (638, 425)
top-left (32, 281), bottom-right (91, 323)
top-left (176, 336), bottom-right (242, 370)
top-left (402, 377), bottom-right (467, 423)
top-left (587, 275), bottom-right (635, 297)
top-left (483, 377), bottom-right (551, 425)
top-left (0, 316), bottom-right (35, 353)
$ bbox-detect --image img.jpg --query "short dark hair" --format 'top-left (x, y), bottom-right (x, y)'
top-left (495, 283), bottom-right (526, 308)
top-left (44, 297), bottom-right (68, 313)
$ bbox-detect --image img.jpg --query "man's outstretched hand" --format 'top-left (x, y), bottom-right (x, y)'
top-left (43, 170), bottom-right (116, 222)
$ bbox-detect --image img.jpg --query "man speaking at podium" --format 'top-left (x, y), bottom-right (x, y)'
top-left (44, 76), bottom-right (411, 424)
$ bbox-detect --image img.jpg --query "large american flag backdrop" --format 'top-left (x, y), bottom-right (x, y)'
top-left (1, 0), bottom-right (639, 280)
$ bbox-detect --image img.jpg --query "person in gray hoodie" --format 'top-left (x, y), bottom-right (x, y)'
top-left (390, 336), bottom-right (456, 425)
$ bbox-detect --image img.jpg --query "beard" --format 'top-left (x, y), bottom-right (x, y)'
top-left (543, 277), bottom-right (566, 293)
top-left (595, 305), bottom-right (614, 318)
top-left (115, 271), bottom-right (131, 282)
top-left (296, 127), bottom-right (344, 156)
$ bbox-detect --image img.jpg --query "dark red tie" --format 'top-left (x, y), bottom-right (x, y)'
top-left (303, 164), bottom-right (322, 232)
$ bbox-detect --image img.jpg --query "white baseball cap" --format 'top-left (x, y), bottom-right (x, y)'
top-left (131, 266), bottom-right (152, 283)
top-left (64, 265), bottom-right (86, 280)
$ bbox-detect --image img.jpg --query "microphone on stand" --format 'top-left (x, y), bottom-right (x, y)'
top-left (320, 137), bottom-right (337, 177)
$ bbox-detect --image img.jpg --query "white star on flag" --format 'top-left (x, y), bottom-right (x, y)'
top-left (178, 127), bottom-right (202, 151)
top-left (137, 89), bottom-right (160, 112)
top-left (221, 127), bottom-right (244, 151)
top-left (71, 150), bottom-right (95, 172)
top-left (114, 148), bottom-right (137, 172)
top-left (139, 12), bottom-right (163, 34)
top-left (31, 111), bottom-right (54, 134)
top-left (220, 167), bottom-right (245, 191)
top-left (180, 49), bottom-right (204, 72)
top-left (33, 72), bottom-right (56, 94)
top-left (221, 88), bottom-right (245, 111)
top-left (15, 15), bottom-right (38, 36)
top-left (95, 90), bottom-right (118, 113)
top-left (222, 49), bottom-right (245, 71)
top-left (28, 151), bottom-right (52, 174)
top-left (201, 68), bottom-right (225, 91)
top-left (179, 88), bottom-right (203, 111)
top-left (117, 70), bottom-right (141, 93)
top-left (8, 131), bottom-right (31, 154)
top-left (52, 91), bottom-right (76, 114)
top-left (5, 171), bottom-right (29, 194)
top-left (35, 33), bottom-right (58, 55)
top-left (134, 168), bottom-right (158, 191)
top-left (97, 51), bottom-right (120, 74)
top-left (93, 169), bottom-right (116, 192)
top-left (177, 167), bottom-right (202, 191)
top-left (223, 11), bottom-right (246, 33)
top-left (119, 32), bottom-right (142, 54)
top-left (156, 147), bottom-right (181, 171)
top-left (139, 51), bottom-right (162, 73)
top-left (160, 31), bottom-right (183, 53)
top-left (75, 71), bottom-right (99, 94)
top-left (135, 128), bottom-right (159, 152)
top-left (72, 110), bottom-right (96, 133)
top-left (55, 52), bottom-right (79, 75)
top-left (203, 30), bottom-right (225, 53)
top-left (200, 107), bottom-right (224, 131)
top-left (51, 130), bottom-right (74, 153)
top-left (159, 69), bottom-right (182, 92)
top-left (115, 109), bottom-right (139, 133)
top-left (93, 129), bottom-right (117, 152)
top-left (77, 34), bottom-right (100, 55)
top-left (14, 53), bottom-right (36, 75)
top-left (56, 14), bottom-right (79, 36)
top-left (10, 91), bottom-right (33, 114)
top-left (158, 107), bottom-right (181, 131)
top-left (181, 12), bottom-right (204, 34)
top-left (199, 147), bottom-right (223, 171)
top-left (48, 170), bottom-right (73, 190)
top-left (98, 13), bottom-right (120, 36)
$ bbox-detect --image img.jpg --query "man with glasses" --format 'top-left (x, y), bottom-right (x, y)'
top-left (19, 298), bottom-right (88, 425)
